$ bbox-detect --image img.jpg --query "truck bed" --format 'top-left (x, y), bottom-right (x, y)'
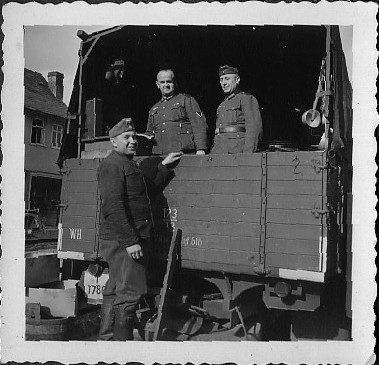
top-left (59, 151), bottom-right (338, 282)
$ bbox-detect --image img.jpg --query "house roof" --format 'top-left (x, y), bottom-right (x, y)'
top-left (24, 68), bottom-right (67, 119)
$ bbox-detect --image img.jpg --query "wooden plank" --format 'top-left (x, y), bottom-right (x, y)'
top-left (266, 209), bottom-right (321, 225)
top-left (153, 228), bottom-right (182, 341)
top-left (267, 194), bottom-right (322, 210)
top-left (165, 193), bottom-right (261, 209)
top-left (181, 259), bottom-right (258, 276)
top-left (172, 206), bottom-right (261, 223)
top-left (63, 203), bottom-right (97, 218)
top-left (61, 192), bottom-right (98, 206)
top-left (61, 237), bottom-right (97, 254)
top-left (266, 238), bottom-right (320, 255)
top-left (62, 168), bottom-right (98, 182)
top-left (174, 166), bottom-right (262, 181)
top-left (267, 223), bottom-right (322, 240)
top-left (159, 220), bottom-right (261, 237)
top-left (180, 232), bottom-right (260, 252)
top-left (64, 158), bottom-right (101, 171)
top-left (266, 253), bottom-right (320, 271)
top-left (177, 153), bottom-right (262, 167)
top-left (62, 180), bottom-right (98, 194)
top-left (166, 180), bottom-right (261, 195)
top-left (62, 215), bottom-right (97, 229)
top-left (81, 150), bottom-right (111, 159)
top-left (267, 165), bottom-right (322, 181)
top-left (267, 180), bottom-right (321, 195)
top-left (266, 151), bottom-right (324, 166)
top-left (181, 246), bottom-right (259, 267)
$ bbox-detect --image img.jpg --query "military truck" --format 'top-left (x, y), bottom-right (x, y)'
top-left (57, 24), bottom-right (353, 340)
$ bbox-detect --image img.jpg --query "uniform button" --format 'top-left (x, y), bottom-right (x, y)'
top-left (163, 122), bottom-right (165, 125)
top-left (187, 131), bottom-right (189, 134)
top-left (163, 114), bottom-right (166, 117)
top-left (163, 106), bottom-right (165, 109)
top-left (162, 130), bottom-right (165, 133)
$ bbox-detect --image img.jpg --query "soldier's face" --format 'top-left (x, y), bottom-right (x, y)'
top-left (220, 74), bottom-right (240, 94)
top-left (111, 131), bottom-right (138, 156)
top-left (156, 71), bottom-right (176, 97)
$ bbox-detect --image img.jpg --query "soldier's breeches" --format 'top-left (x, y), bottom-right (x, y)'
top-left (99, 238), bottom-right (148, 313)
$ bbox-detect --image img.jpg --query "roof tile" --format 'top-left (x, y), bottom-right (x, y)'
top-left (24, 68), bottom-right (67, 118)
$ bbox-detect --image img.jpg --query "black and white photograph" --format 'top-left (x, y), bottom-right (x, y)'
top-left (1, 2), bottom-right (377, 364)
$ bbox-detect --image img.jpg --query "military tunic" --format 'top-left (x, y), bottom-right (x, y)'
top-left (97, 150), bottom-right (172, 310)
top-left (211, 89), bottom-right (263, 154)
top-left (146, 93), bottom-right (208, 154)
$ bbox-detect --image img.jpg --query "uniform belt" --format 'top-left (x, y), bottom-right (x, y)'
top-left (215, 126), bottom-right (246, 135)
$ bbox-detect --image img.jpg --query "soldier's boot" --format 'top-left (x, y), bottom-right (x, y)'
top-left (113, 308), bottom-right (135, 341)
top-left (98, 300), bottom-right (115, 341)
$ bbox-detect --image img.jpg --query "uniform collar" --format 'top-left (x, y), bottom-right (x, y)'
top-left (112, 149), bottom-right (135, 161)
top-left (224, 87), bottom-right (241, 100)
top-left (161, 93), bottom-right (176, 102)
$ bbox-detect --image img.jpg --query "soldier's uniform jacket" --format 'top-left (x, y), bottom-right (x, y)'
top-left (97, 150), bottom-right (172, 249)
top-left (211, 88), bottom-right (263, 154)
top-left (146, 93), bottom-right (208, 154)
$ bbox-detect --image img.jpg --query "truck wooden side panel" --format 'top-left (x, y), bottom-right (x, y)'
top-left (154, 154), bottom-right (262, 271)
top-left (60, 159), bottom-right (101, 255)
top-left (59, 150), bottom-right (338, 281)
top-left (265, 151), bottom-right (325, 272)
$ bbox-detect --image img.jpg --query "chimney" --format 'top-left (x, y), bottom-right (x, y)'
top-left (48, 71), bottom-right (64, 101)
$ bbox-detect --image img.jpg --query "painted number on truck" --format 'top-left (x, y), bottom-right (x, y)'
top-left (183, 236), bottom-right (203, 247)
top-left (69, 228), bottom-right (82, 240)
top-left (163, 208), bottom-right (178, 230)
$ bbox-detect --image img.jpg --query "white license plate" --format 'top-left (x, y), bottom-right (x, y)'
top-left (83, 270), bottom-right (109, 304)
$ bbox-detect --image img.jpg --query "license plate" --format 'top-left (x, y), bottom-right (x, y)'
top-left (83, 270), bottom-right (109, 304)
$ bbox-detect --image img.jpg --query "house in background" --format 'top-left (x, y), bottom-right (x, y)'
top-left (24, 68), bottom-right (67, 228)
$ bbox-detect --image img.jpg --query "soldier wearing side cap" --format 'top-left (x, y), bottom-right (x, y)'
top-left (211, 65), bottom-right (263, 154)
top-left (97, 118), bottom-right (182, 341)
top-left (145, 69), bottom-right (208, 155)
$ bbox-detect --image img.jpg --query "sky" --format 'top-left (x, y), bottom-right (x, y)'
top-left (24, 25), bottom-right (110, 105)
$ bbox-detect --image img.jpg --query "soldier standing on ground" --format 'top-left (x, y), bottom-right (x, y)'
top-left (211, 65), bottom-right (263, 154)
top-left (145, 69), bottom-right (208, 155)
top-left (97, 118), bottom-right (182, 341)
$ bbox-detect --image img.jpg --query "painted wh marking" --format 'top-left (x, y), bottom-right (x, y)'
top-left (69, 228), bottom-right (82, 240)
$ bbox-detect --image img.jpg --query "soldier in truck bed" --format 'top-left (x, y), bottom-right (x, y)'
top-left (211, 65), bottom-right (263, 154)
top-left (97, 118), bottom-right (182, 341)
top-left (145, 69), bottom-right (208, 155)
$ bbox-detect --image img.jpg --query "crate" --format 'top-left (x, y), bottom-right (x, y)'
top-left (25, 252), bottom-right (60, 288)
top-left (25, 280), bottom-right (78, 318)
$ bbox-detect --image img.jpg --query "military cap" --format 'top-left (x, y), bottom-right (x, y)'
top-left (109, 118), bottom-right (135, 138)
top-left (219, 65), bottom-right (239, 77)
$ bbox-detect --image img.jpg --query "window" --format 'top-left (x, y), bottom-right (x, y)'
top-left (31, 119), bottom-right (45, 145)
top-left (29, 175), bottom-right (62, 227)
top-left (51, 124), bottom-right (64, 148)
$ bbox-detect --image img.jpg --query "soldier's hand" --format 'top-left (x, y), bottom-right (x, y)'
top-left (126, 244), bottom-right (143, 260)
top-left (162, 152), bottom-right (183, 167)
top-left (196, 150), bottom-right (206, 156)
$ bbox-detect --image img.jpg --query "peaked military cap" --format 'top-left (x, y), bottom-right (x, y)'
top-left (109, 118), bottom-right (135, 138)
top-left (219, 65), bottom-right (239, 77)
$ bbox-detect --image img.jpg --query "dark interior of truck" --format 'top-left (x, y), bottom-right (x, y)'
top-left (72, 25), bottom-right (327, 151)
